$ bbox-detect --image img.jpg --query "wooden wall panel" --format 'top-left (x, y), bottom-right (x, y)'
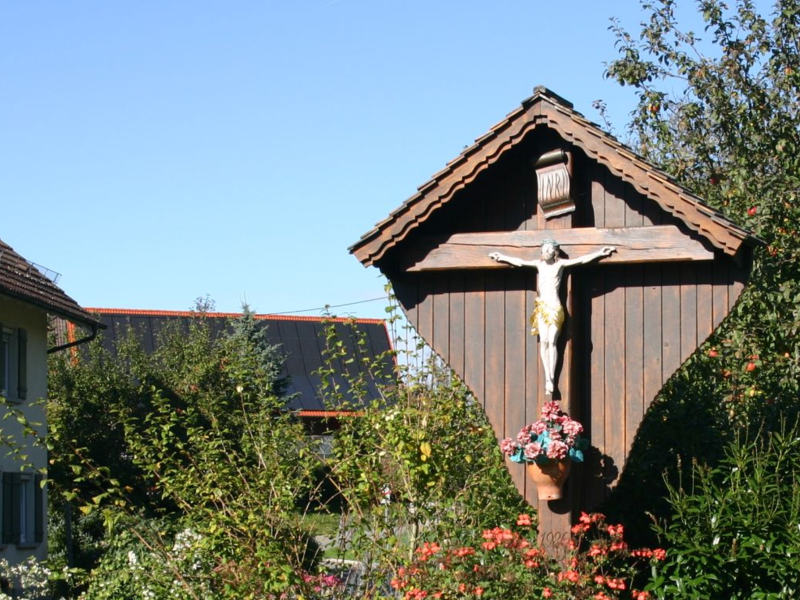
top-left (504, 273), bottom-right (528, 496)
top-left (463, 274), bottom-right (485, 407)
top-left (484, 272), bottom-right (506, 432)
top-left (680, 264), bottom-right (698, 365)
top-left (524, 272), bottom-right (540, 506)
top-left (433, 275), bottom-right (450, 364)
top-left (449, 272), bottom-right (466, 377)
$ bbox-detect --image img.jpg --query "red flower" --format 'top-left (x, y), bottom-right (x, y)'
top-left (542, 589), bottom-right (553, 598)
top-left (748, 206), bottom-right (757, 216)
top-left (517, 514), bottom-right (533, 526)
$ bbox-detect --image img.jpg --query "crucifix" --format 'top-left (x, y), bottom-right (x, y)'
top-left (489, 240), bottom-right (616, 396)
top-left (352, 89), bottom-right (755, 554)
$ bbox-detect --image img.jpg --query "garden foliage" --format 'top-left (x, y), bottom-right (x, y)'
top-left (48, 306), bottom-right (323, 598)
top-left (601, 0), bottom-right (800, 591)
top-left (316, 293), bottom-right (528, 595)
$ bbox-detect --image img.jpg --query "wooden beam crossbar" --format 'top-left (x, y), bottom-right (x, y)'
top-left (406, 226), bottom-right (715, 272)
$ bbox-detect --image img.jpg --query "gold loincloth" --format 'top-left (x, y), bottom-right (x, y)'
top-left (530, 298), bottom-right (564, 335)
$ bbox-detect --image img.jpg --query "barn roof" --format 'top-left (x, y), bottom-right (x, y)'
top-left (351, 86), bottom-right (754, 267)
top-left (0, 237), bottom-right (101, 328)
top-left (76, 308), bottom-right (392, 416)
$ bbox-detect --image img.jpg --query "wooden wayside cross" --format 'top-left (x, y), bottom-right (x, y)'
top-left (350, 87), bottom-right (756, 548)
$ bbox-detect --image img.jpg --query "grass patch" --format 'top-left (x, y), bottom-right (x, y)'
top-left (303, 511), bottom-right (340, 538)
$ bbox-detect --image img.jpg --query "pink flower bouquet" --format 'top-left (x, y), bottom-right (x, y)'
top-left (500, 401), bottom-right (588, 465)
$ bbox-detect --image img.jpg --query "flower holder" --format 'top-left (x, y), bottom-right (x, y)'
top-left (526, 459), bottom-right (571, 501)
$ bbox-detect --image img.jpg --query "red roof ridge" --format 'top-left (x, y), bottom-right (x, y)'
top-left (84, 307), bottom-right (385, 325)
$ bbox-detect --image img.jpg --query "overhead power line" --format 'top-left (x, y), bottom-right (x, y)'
top-left (270, 296), bottom-right (387, 316)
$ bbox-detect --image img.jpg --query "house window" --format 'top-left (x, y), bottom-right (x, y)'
top-left (2, 472), bottom-right (43, 546)
top-left (0, 325), bottom-right (27, 402)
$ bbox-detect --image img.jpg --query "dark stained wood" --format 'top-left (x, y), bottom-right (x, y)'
top-left (625, 265), bottom-right (644, 463)
top-left (696, 263), bottom-right (714, 348)
top-left (417, 275), bottom-right (434, 349)
top-left (484, 271), bottom-right (506, 435)
top-left (661, 265), bottom-right (682, 378)
top-left (643, 266), bottom-right (663, 411)
top-left (433, 275), bottom-right (450, 365)
top-left (504, 271), bottom-right (527, 497)
top-left (463, 273), bottom-right (486, 407)
top-left (603, 172), bottom-right (627, 473)
top-left (524, 270), bottom-right (540, 506)
top-left (712, 261), bottom-right (730, 329)
top-left (448, 272), bottom-right (466, 377)
top-left (406, 226), bottom-right (716, 272)
top-left (680, 264), bottom-right (698, 364)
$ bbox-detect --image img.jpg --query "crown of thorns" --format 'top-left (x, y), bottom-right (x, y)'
top-left (541, 239), bottom-right (560, 249)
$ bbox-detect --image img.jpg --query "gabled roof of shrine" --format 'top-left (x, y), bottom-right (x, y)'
top-left (351, 86), bottom-right (755, 268)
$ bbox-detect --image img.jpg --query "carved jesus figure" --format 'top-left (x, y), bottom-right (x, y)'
top-left (489, 240), bottom-right (616, 395)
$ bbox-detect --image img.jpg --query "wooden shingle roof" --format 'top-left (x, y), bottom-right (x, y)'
top-left (351, 86), bottom-right (754, 267)
top-left (82, 308), bottom-right (393, 416)
top-left (0, 237), bottom-right (101, 327)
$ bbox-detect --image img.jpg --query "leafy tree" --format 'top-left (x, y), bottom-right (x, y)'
top-left (48, 308), bottom-right (322, 598)
top-left (600, 0), bottom-right (800, 567)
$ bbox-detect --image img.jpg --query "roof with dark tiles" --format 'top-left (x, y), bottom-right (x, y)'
top-left (351, 86), bottom-right (756, 267)
top-left (0, 237), bottom-right (101, 327)
top-left (79, 308), bottom-right (393, 416)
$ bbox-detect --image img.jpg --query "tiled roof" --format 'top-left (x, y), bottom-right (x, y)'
top-left (0, 237), bottom-right (101, 327)
top-left (79, 308), bottom-right (393, 414)
top-left (351, 86), bottom-right (755, 267)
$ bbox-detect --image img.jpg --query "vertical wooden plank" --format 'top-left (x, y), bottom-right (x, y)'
top-left (624, 265), bottom-right (644, 463)
top-left (624, 184), bottom-right (644, 461)
top-left (449, 272), bottom-right (466, 377)
top-left (680, 263), bottom-right (698, 365)
top-left (484, 271), bottom-right (506, 437)
top-left (524, 271), bottom-right (539, 506)
top-left (433, 274), bottom-right (450, 364)
top-left (586, 169), bottom-right (607, 508)
top-left (643, 266), bottom-right (663, 411)
top-left (603, 171), bottom-right (626, 486)
top-left (464, 274), bottom-right (486, 407)
top-left (504, 271), bottom-right (527, 498)
top-left (417, 274), bottom-right (434, 349)
top-left (696, 262), bottom-right (714, 346)
top-left (590, 163), bottom-right (606, 229)
top-left (661, 264), bottom-right (682, 380)
top-left (585, 269), bottom-right (606, 508)
top-left (712, 260), bottom-right (730, 329)
top-left (603, 266), bottom-right (626, 485)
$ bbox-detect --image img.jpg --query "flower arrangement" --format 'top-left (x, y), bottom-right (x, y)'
top-left (500, 401), bottom-right (588, 464)
top-left (390, 512), bottom-right (666, 599)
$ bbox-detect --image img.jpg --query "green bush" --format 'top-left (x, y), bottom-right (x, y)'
top-left (48, 307), bottom-right (323, 598)
top-left (316, 303), bottom-right (528, 595)
top-left (647, 418), bottom-right (800, 598)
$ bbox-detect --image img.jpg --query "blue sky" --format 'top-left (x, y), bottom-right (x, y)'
top-left (0, 1), bottom-right (772, 320)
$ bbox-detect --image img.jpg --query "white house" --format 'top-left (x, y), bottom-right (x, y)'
top-left (0, 237), bottom-right (100, 565)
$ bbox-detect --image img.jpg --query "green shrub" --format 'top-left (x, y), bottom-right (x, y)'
top-left (647, 418), bottom-right (800, 598)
